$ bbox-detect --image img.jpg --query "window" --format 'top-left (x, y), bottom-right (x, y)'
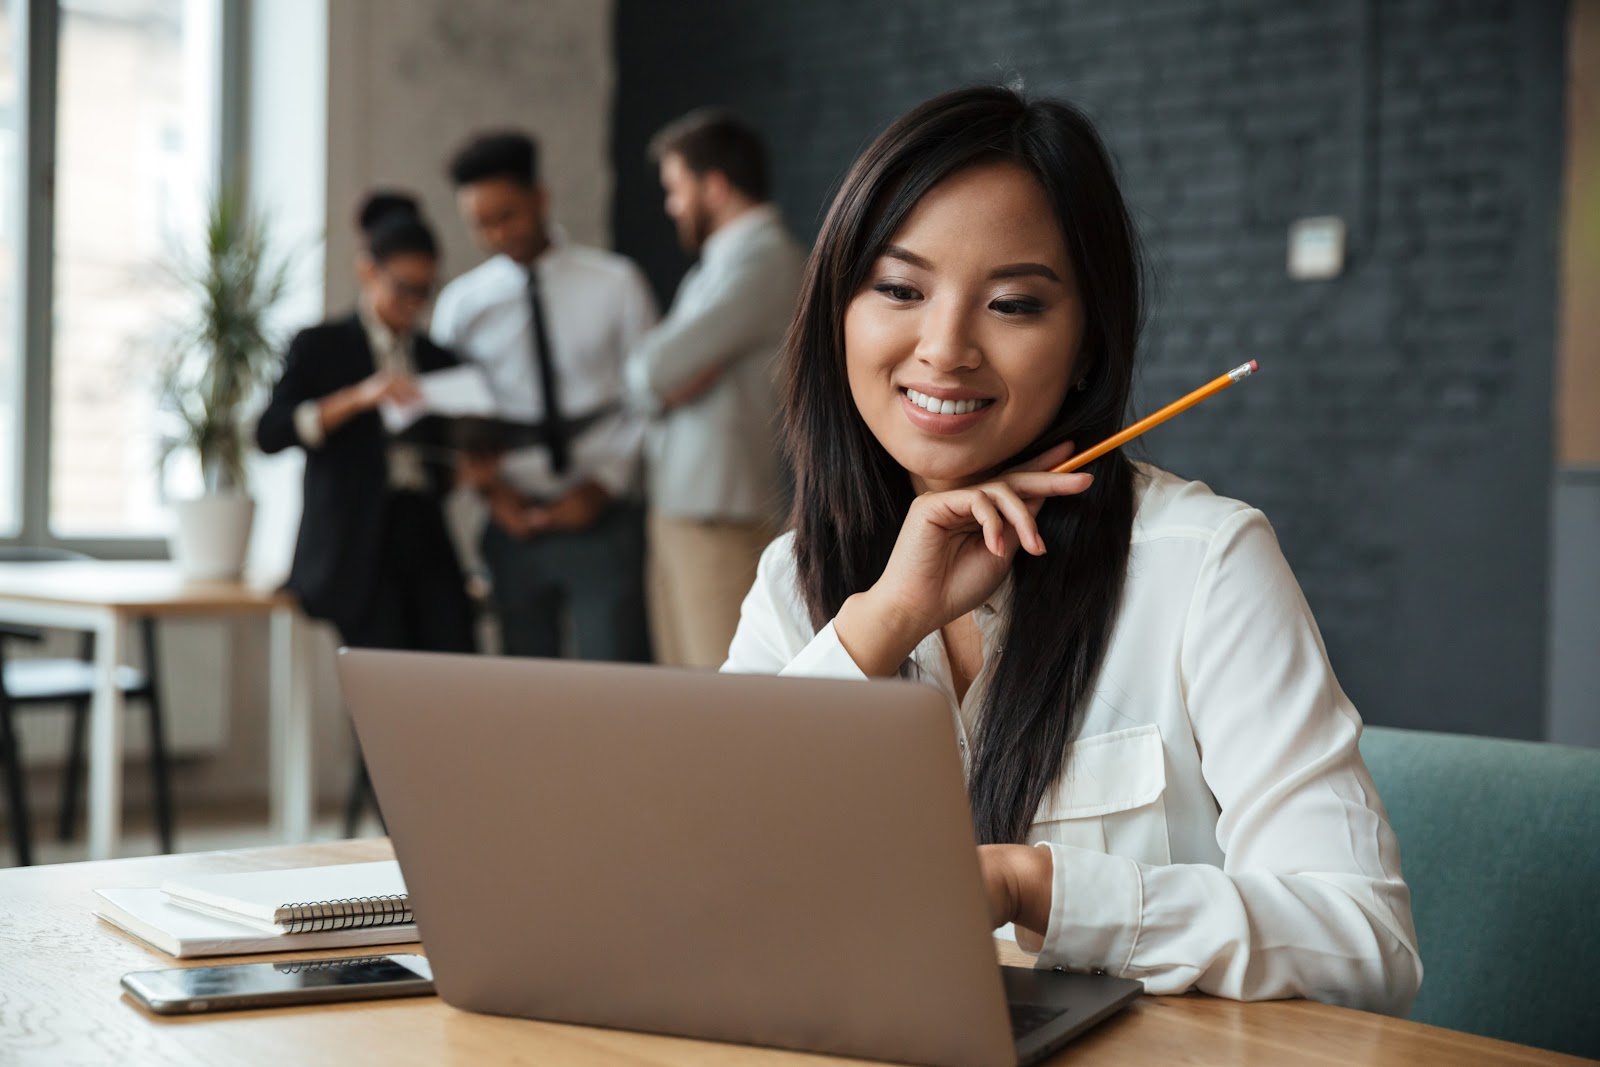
top-left (49, 0), bottom-right (220, 537)
top-left (0, 2), bottom-right (19, 537)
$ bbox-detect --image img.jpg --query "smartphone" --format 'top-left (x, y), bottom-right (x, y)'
top-left (121, 953), bottom-right (434, 1015)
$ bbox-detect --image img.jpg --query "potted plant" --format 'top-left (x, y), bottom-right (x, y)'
top-left (153, 184), bottom-right (291, 580)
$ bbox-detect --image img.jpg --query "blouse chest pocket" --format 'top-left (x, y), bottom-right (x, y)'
top-left (1026, 724), bottom-right (1172, 866)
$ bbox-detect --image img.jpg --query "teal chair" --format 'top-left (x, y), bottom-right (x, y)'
top-left (1359, 726), bottom-right (1600, 1058)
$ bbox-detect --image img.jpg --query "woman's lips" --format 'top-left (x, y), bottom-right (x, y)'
top-left (899, 387), bottom-right (995, 435)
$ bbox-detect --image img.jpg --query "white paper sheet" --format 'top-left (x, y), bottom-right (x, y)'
top-left (416, 364), bottom-right (498, 417)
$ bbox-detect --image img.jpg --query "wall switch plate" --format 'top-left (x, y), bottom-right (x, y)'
top-left (1287, 216), bottom-right (1347, 280)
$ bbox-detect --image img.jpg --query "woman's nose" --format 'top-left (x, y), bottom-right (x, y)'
top-left (912, 298), bottom-right (982, 372)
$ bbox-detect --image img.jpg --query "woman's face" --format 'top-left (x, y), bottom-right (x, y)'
top-left (360, 252), bottom-right (437, 334)
top-left (843, 161), bottom-right (1084, 494)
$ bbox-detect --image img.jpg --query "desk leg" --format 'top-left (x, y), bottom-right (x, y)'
top-left (269, 606), bottom-right (313, 842)
top-left (87, 612), bottom-right (126, 860)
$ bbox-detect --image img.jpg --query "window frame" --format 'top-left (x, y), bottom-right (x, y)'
top-left (4, 0), bottom-right (243, 558)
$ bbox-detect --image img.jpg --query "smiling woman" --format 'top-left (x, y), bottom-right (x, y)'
top-left (722, 85), bottom-right (1423, 1016)
top-left (843, 161), bottom-right (1084, 493)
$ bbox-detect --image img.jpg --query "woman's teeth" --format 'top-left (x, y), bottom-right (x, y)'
top-left (904, 388), bottom-right (992, 416)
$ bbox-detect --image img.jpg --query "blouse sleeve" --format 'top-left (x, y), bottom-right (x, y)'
top-left (1032, 508), bottom-right (1423, 1015)
top-left (721, 535), bottom-right (869, 681)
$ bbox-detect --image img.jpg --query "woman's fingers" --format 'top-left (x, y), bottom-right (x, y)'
top-left (967, 491), bottom-right (1006, 556)
top-left (919, 472), bottom-right (1091, 555)
top-left (982, 483), bottom-right (1047, 555)
top-left (1003, 470), bottom-right (1094, 500)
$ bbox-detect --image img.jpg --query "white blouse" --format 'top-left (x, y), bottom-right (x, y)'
top-left (723, 464), bottom-right (1423, 1015)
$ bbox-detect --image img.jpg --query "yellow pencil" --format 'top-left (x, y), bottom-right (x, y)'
top-left (1053, 361), bottom-right (1259, 474)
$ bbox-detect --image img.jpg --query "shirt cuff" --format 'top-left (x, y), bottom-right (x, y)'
top-left (1032, 842), bottom-right (1144, 977)
top-left (777, 621), bottom-right (871, 681)
top-left (624, 355), bottom-right (665, 418)
top-left (293, 400), bottom-right (327, 449)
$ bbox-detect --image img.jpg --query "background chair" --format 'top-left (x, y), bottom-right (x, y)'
top-left (1360, 725), bottom-right (1600, 1059)
top-left (0, 547), bottom-right (175, 866)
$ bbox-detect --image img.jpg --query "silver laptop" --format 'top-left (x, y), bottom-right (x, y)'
top-left (338, 650), bottom-right (1140, 1067)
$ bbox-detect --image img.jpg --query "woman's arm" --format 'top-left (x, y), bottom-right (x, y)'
top-left (256, 330), bottom-right (422, 453)
top-left (721, 535), bottom-right (871, 679)
top-left (1019, 509), bottom-right (1423, 1015)
top-left (256, 331), bottom-right (320, 455)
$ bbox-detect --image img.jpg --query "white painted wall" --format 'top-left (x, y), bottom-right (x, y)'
top-left (324, 0), bottom-right (616, 311)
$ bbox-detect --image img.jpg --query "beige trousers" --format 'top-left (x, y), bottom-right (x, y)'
top-left (647, 511), bottom-right (774, 669)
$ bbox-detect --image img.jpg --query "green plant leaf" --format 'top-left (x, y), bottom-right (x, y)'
top-left (145, 182), bottom-right (295, 495)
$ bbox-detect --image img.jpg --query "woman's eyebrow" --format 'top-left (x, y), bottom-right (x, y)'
top-left (882, 245), bottom-right (1062, 284)
top-left (883, 245), bottom-right (933, 270)
top-left (990, 262), bottom-right (1062, 282)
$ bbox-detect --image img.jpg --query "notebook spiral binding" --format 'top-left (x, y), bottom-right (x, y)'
top-left (277, 894), bottom-right (414, 934)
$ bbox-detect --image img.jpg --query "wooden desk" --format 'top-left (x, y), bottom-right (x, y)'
top-left (0, 841), bottom-right (1583, 1066)
top-left (0, 562), bottom-right (312, 859)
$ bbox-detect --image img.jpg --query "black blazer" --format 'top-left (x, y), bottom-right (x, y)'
top-left (257, 314), bottom-right (461, 630)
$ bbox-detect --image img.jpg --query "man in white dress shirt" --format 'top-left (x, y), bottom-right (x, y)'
top-left (626, 111), bottom-right (808, 668)
top-left (435, 131), bottom-right (658, 661)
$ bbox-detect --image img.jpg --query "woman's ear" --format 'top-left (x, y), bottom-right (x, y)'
top-left (1074, 359), bottom-right (1094, 392)
top-left (356, 253), bottom-right (378, 286)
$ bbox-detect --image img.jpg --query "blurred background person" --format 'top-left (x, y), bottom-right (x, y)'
top-left (627, 110), bottom-right (807, 669)
top-left (256, 192), bottom-right (477, 830)
top-left (436, 132), bottom-right (657, 662)
top-left (256, 192), bottom-right (475, 654)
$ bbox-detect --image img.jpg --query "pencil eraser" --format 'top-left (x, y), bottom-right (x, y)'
top-left (1248, 360), bottom-right (1259, 372)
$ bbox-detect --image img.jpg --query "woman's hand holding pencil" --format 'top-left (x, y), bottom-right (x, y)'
top-left (832, 362), bottom-right (1259, 679)
top-left (835, 440), bottom-right (1092, 677)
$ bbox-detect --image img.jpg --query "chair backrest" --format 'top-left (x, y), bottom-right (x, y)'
top-left (1359, 725), bottom-right (1600, 1058)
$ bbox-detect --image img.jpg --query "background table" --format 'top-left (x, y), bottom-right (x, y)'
top-left (0, 840), bottom-right (1584, 1066)
top-left (0, 561), bottom-right (312, 859)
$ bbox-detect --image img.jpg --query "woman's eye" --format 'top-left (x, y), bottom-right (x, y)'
top-left (992, 297), bottom-right (1044, 316)
top-left (873, 283), bottom-right (920, 302)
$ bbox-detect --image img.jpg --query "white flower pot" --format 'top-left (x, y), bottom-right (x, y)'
top-left (170, 494), bottom-right (256, 581)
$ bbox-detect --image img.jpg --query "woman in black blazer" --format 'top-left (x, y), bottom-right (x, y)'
top-left (257, 195), bottom-right (475, 656)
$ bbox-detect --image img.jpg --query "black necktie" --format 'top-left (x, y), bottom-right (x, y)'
top-left (526, 269), bottom-right (570, 474)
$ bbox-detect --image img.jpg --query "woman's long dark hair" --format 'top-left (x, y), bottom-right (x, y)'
top-left (782, 86), bottom-right (1144, 845)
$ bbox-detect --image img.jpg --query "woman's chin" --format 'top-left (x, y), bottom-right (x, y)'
top-left (903, 458), bottom-right (996, 495)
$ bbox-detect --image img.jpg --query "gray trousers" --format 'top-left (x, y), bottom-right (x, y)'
top-left (480, 499), bottom-right (651, 662)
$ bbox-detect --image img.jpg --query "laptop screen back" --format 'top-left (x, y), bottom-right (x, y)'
top-left (338, 650), bottom-right (1017, 1067)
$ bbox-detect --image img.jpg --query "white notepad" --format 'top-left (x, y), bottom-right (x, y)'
top-left (160, 860), bottom-right (411, 934)
top-left (94, 887), bottom-right (420, 959)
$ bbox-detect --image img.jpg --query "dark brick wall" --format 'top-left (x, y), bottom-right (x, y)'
top-left (612, 0), bottom-right (1567, 739)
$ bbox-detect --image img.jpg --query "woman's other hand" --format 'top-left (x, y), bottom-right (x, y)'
top-left (978, 843), bottom-right (1054, 936)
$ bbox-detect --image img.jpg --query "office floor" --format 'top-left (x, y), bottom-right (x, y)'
top-left (0, 802), bottom-right (378, 869)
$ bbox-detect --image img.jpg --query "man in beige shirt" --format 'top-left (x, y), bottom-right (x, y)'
top-left (626, 111), bottom-right (808, 668)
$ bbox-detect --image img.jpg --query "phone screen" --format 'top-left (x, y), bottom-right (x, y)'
top-left (123, 954), bottom-right (434, 1014)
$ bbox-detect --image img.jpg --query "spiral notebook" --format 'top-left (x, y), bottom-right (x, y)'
top-left (93, 887), bottom-right (420, 959)
top-left (159, 861), bottom-right (412, 935)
